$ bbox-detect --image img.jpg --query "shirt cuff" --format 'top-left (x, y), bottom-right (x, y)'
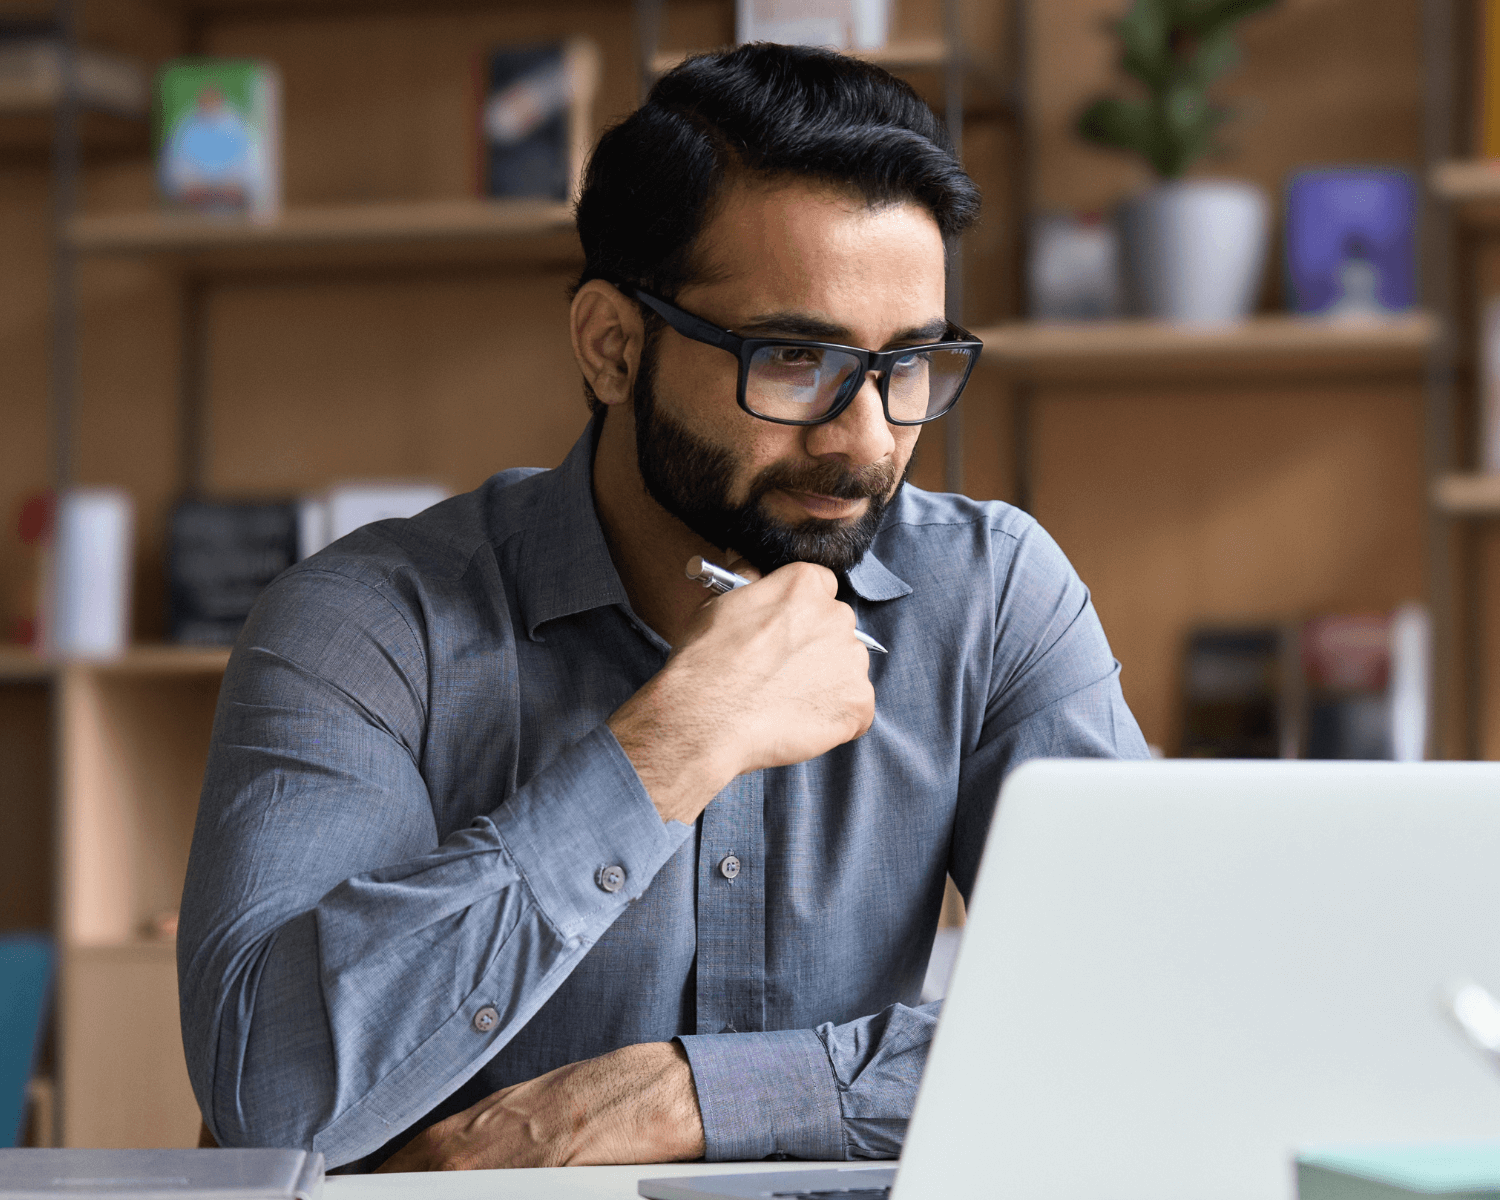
top-left (678, 1028), bottom-right (846, 1161)
top-left (487, 723), bottom-right (690, 941)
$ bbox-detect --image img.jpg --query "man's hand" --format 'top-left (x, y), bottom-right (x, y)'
top-left (609, 560), bottom-right (876, 825)
top-left (376, 1041), bottom-right (704, 1173)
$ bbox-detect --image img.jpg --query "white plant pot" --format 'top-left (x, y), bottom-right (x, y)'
top-left (1117, 180), bottom-right (1270, 324)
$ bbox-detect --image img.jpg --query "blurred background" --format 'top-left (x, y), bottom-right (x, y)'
top-left (0, 0), bottom-right (1487, 1155)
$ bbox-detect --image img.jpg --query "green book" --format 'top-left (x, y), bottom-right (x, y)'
top-left (1299, 1145), bottom-right (1500, 1200)
top-left (155, 57), bottom-right (281, 219)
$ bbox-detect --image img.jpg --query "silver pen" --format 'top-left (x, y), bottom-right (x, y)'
top-left (686, 556), bottom-right (889, 654)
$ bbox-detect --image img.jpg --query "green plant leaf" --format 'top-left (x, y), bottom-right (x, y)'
top-left (1158, 85), bottom-right (1227, 175)
top-left (1182, 23), bottom-right (1240, 87)
top-left (1077, 96), bottom-right (1157, 157)
top-left (1113, 0), bottom-right (1173, 89)
top-left (1169, 0), bottom-right (1278, 36)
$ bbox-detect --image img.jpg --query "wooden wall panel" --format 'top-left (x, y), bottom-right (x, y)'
top-left (1031, 379), bottom-right (1427, 751)
top-left (204, 270), bottom-right (592, 496)
top-left (61, 944), bottom-right (200, 1148)
top-left (60, 670), bottom-right (221, 946)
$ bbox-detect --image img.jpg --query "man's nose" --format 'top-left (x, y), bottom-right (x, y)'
top-left (804, 372), bottom-right (895, 466)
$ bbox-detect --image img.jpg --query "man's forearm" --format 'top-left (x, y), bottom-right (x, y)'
top-left (378, 1042), bottom-right (705, 1172)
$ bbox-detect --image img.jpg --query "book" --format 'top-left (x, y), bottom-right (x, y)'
top-left (1303, 606), bottom-right (1430, 760)
top-left (0, 28), bottom-right (147, 115)
top-left (155, 58), bottom-right (281, 220)
top-left (1179, 625), bottom-right (1298, 759)
top-left (8, 492), bottom-right (50, 646)
top-left (1284, 169), bottom-right (1416, 318)
top-left (167, 500), bottom-right (298, 646)
top-left (1178, 607), bottom-right (1430, 760)
top-left (477, 40), bottom-right (598, 203)
top-left (1298, 1145), bottom-right (1500, 1200)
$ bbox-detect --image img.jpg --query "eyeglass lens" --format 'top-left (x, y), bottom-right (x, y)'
top-left (746, 344), bottom-right (971, 423)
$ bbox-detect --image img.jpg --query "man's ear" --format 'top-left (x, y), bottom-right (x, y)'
top-left (571, 280), bottom-right (646, 407)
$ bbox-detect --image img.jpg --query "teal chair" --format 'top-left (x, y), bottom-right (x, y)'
top-left (0, 935), bottom-right (54, 1147)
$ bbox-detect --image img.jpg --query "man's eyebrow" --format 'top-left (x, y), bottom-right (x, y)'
top-left (737, 311), bottom-right (950, 345)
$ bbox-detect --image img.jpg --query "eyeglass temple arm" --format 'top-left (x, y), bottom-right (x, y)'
top-left (617, 284), bottom-right (741, 354)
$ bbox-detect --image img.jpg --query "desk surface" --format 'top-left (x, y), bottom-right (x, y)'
top-left (328, 1160), bottom-right (847, 1200)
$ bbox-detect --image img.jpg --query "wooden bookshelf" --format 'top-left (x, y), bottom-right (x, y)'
top-left (1432, 474), bottom-right (1500, 516)
top-left (971, 313), bottom-right (1440, 382)
top-left (0, 0), bottom-right (1436, 1154)
top-left (67, 200), bottom-right (581, 273)
top-left (0, 645), bottom-right (230, 680)
top-left (1432, 159), bottom-right (1500, 201)
top-left (0, 646), bottom-right (53, 683)
top-left (55, 650), bottom-right (227, 1146)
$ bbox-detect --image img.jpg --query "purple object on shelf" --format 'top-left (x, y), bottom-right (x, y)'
top-left (1284, 168), bottom-right (1417, 316)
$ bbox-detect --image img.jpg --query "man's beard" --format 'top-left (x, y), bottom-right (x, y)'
top-left (631, 339), bottom-right (904, 576)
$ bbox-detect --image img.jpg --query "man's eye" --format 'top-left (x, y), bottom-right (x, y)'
top-left (768, 346), bottom-right (820, 366)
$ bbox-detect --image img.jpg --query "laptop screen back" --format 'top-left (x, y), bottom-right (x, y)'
top-left (897, 760), bottom-right (1500, 1200)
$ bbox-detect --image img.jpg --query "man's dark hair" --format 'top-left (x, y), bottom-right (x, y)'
top-left (574, 42), bottom-right (981, 305)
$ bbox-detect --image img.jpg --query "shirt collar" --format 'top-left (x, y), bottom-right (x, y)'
top-left (513, 417), bottom-right (914, 637)
top-left (515, 416), bottom-right (630, 640)
top-left (844, 526), bottom-right (913, 602)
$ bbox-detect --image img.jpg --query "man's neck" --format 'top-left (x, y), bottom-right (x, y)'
top-left (592, 407), bottom-right (725, 648)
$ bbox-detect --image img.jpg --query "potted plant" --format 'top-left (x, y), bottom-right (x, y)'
top-left (1078, 0), bottom-right (1278, 323)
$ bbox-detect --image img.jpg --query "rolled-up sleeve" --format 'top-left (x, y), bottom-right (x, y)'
top-left (178, 567), bottom-right (688, 1169)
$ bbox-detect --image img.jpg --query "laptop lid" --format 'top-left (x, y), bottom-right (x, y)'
top-left (896, 760), bottom-right (1500, 1200)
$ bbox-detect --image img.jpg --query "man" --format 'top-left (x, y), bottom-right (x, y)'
top-left (179, 43), bottom-right (1148, 1174)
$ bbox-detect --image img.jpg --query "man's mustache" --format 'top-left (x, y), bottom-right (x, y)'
top-left (747, 459), bottom-right (898, 506)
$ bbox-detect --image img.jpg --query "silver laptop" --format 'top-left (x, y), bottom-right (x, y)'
top-left (642, 759), bottom-right (1500, 1200)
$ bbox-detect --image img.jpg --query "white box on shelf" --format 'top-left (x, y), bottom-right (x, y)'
top-left (1481, 294), bottom-right (1500, 473)
top-left (736, 0), bottom-right (890, 50)
top-left (46, 487), bottom-right (134, 659)
top-left (298, 481), bottom-right (450, 560)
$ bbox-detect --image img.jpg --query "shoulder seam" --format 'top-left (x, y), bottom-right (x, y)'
top-left (275, 566), bottom-right (436, 701)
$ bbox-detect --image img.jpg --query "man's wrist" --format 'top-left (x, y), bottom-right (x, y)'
top-left (608, 675), bottom-right (739, 825)
top-left (629, 1041), bottom-right (706, 1162)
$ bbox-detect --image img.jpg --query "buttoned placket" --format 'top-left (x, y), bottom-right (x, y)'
top-left (695, 770), bottom-right (767, 1035)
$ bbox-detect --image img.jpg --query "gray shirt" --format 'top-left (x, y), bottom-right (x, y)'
top-left (178, 418), bottom-right (1148, 1170)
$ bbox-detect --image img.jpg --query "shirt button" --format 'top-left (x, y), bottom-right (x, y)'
top-left (719, 854), bottom-right (741, 880)
top-left (472, 1006), bottom-right (498, 1033)
top-left (597, 864), bottom-right (626, 893)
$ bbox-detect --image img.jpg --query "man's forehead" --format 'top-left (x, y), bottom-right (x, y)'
top-left (684, 177), bottom-right (947, 330)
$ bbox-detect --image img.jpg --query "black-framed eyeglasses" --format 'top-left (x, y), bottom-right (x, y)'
top-left (618, 283), bottom-right (983, 427)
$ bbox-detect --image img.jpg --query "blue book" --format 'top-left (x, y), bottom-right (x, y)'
top-left (1299, 1145), bottom-right (1500, 1200)
top-left (1284, 168), bottom-right (1416, 317)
